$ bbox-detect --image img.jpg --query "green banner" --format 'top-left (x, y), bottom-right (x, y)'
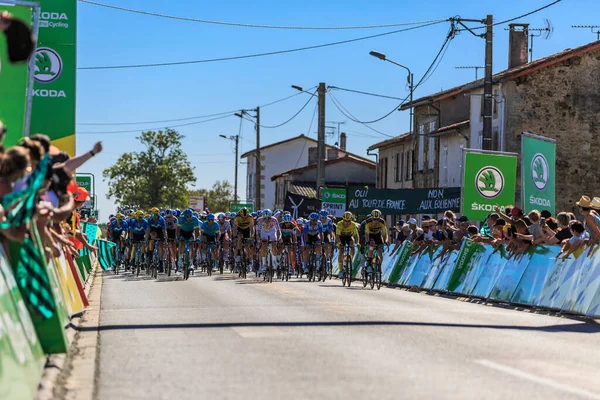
top-left (30, 0), bottom-right (77, 155)
top-left (0, 5), bottom-right (32, 147)
top-left (521, 133), bottom-right (556, 215)
top-left (321, 188), bottom-right (346, 218)
top-left (75, 175), bottom-right (91, 192)
top-left (462, 152), bottom-right (517, 221)
top-left (231, 203), bottom-right (254, 213)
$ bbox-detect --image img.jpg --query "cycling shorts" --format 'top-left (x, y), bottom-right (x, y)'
top-left (281, 236), bottom-right (294, 245)
top-left (306, 234), bottom-right (321, 245)
top-left (111, 231), bottom-right (124, 243)
top-left (368, 234), bottom-right (384, 246)
top-left (261, 232), bottom-right (278, 242)
top-left (203, 234), bottom-right (216, 244)
top-left (167, 229), bottom-right (177, 240)
top-left (238, 227), bottom-right (251, 240)
top-left (179, 230), bottom-right (194, 241)
top-left (323, 231), bottom-right (334, 243)
top-left (338, 235), bottom-right (354, 247)
top-left (149, 227), bottom-right (164, 238)
top-left (132, 233), bottom-right (145, 242)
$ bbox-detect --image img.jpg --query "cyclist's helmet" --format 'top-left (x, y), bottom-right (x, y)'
top-left (135, 211), bottom-right (144, 218)
top-left (283, 214), bottom-right (292, 223)
top-left (160, 211), bottom-right (165, 217)
top-left (150, 207), bottom-right (160, 215)
top-left (371, 209), bottom-right (382, 219)
top-left (263, 209), bottom-right (272, 218)
top-left (239, 208), bottom-right (248, 217)
top-left (257, 210), bottom-right (264, 218)
top-left (207, 213), bottom-right (215, 221)
top-left (175, 209), bottom-right (181, 217)
top-left (109, 214), bottom-right (115, 219)
top-left (251, 212), bottom-right (258, 218)
top-left (182, 209), bottom-right (193, 218)
top-left (319, 209), bottom-right (329, 217)
top-left (125, 210), bottom-right (132, 216)
top-left (115, 213), bottom-right (124, 220)
top-left (225, 212), bottom-right (231, 218)
top-left (297, 218), bottom-right (304, 225)
top-left (343, 211), bottom-right (353, 221)
top-left (309, 212), bottom-right (319, 221)
top-left (217, 213), bottom-right (225, 220)
top-left (230, 212), bottom-right (237, 219)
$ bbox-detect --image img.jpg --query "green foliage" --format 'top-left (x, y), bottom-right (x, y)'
top-left (478, 170), bottom-right (498, 192)
top-left (103, 129), bottom-right (196, 209)
top-left (189, 180), bottom-right (233, 212)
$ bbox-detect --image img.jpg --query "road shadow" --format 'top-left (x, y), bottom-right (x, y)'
top-left (78, 320), bottom-right (600, 333)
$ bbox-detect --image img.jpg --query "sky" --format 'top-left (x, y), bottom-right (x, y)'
top-left (74, 0), bottom-right (600, 218)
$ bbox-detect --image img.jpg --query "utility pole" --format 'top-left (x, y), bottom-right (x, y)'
top-left (219, 134), bottom-right (240, 203)
top-left (317, 82), bottom-right (326, 195)
top-left (255, 106), bottom-right (261, 210)
top-left (483, 14), bottom-right (493, 151)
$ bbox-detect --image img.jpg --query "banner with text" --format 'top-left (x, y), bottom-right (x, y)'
top-left (321, 188), bottom-right (346, 217)
top-left (462, 152), bottom-right (517, 221)
top-left (346, 187), bottom-right (460, 216)
top-left (30, 0), bottom-right (77, 155)
top-left (522, 133), bottom-right (556, 215)
top-left (284, 192), bottom-right (322, 220)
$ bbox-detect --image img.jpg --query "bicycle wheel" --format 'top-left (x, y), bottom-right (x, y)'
top-left (362, 264), bottom-right (368, 288)
top-left (369, 267), bottom-right (375, 289)
top-left (346, 258), bottom-right (352, 287)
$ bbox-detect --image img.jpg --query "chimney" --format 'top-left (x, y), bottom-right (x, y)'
top-left (508, 23), bottom-right (529, 69)
top-left (308, 147), bottom-right (318, 165)
top-left (327, 148), bottom-right (339, 160)
top-left (340, 132), bottom-right (347, 151)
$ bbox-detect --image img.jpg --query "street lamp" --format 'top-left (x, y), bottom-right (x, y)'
top-left (369, 50), bottom-right (415, 179)
top-left (219, 134), bottom-right (240, 203)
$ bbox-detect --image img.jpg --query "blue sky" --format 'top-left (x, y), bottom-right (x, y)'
top-left (74, 0), bottom-right (598, 217)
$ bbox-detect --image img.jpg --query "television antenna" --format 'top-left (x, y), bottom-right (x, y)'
top-left (505, 20), bottom-right (553, 62)
top-left (455, 66), bottom-right (485, 80)
top-left (572, 25), bottom-right (600, 40)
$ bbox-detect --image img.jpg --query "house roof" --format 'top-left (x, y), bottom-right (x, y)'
top-left (400, 40), bottom-right (600, 110)
top-left (289, 182), bottom-right (317, 199)
top-left (432, 120), bottom-right (470, 136)
top-left (240, 134), bottom-right (372, 163)
top-left (270, 154), bottom-right (375, 181)
top-left (368, 132), bottom-right (412, 151)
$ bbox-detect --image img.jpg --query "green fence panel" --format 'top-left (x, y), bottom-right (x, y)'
top-left (75, 257), bottom-right (88, 282)
top-left (431, 251), bottom-right (460, 292)
top-left (381, 252), bottom-right (400, 283)
top-left (422, 250), bottom-right (454, 290)
top-left (447, 241), bottom-right (489, 295)
top-left (386, 241), bottom-right (413, 285)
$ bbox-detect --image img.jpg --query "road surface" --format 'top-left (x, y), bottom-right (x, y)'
top-left (94, 271), bottom-right (600, 400)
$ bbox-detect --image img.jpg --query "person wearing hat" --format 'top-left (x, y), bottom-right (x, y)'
top-left (389, 224), bottom-right (412, 256)
top-left (576, 196), bottom-right (600, 246)
top-left (407, 218), bottom-right (423, 240)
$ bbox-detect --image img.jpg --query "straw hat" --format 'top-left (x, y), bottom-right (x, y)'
top-left (576, 195), bottom-right (593, 208)
top-left (592, 197), bottom-right (600, 210)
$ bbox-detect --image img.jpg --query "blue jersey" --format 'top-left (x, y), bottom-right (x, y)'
top-left (201, 221), bottom-right (221, 236)
top-left (110, 219), bottom-right (129, 233)
top-left (320, 217), bottom-right (334, 233)
top-left (147, 216), bottom-right (166, 229)
top-left (219, 220), bottom-right (231, 233)
top-left (304, 221), bottom-right (323, 236)
top-left (178, 216), bottom-right (200, 232)
top-left (280, 222), bottom-right (297, 238)
top-left (130, 219), bottom-right (149, 235)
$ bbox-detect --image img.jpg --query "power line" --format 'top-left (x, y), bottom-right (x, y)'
top-left (327, 91), bottom-right (393, 138)
top-left (78, 20), bottom-right (447, 70)
top-left (328, 86), bottom-right (405, 101)
top-left (260, 89), bottom-right (317, 129)
top-left (293, 102), bottom-right (319, 169)
top-left (77, 114), bottom-right (233, 134)
top-left (79, 0), bottom-right (447, 31)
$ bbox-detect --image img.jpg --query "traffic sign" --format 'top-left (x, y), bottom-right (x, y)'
top-left (231, 203), bottom-right (254, 213)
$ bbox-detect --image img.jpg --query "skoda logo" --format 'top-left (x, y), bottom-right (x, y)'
top-left (33, 47), bottom-right (63, 83)
top-left (323, 192), bottom-right (331, 199)
top-left (475, 166), bottom-right (504, 199)
top-left (531, 153), bottom-right (549, 191)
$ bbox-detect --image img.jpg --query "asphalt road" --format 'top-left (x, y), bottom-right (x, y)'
top-left (95, 269), bottom-right (600, 400)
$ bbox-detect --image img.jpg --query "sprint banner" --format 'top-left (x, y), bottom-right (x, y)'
top-left (521, 132), bottom-right (556, 215)
top-left (30, 0), bottom-right (77, 155)
top-left (461, 151), bottom-right (517, 221)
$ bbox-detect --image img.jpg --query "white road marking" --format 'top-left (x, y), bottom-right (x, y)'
top-left (477, 359), bottom-right (600, 400)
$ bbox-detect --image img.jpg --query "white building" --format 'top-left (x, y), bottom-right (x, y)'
top-left (242, 133), bottom-right (366, 210)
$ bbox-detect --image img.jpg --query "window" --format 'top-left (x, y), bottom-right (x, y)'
top-left (405, 150), bottom-right (411, 181)
top-left (383, 157), bottom-right (389, 189)
top-left (428, 121), bottom-right (436, 170)
top-left (442, 145), bottom-right (448, 186)
top-left (418, 124), bottom-right (425, 171)
top-left (399, 152), bottom-right (404, 182)
top-left (394, 153), bottom-right (400, 182)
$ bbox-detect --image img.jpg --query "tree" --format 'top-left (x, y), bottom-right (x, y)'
top-left (189, 180), bottom-right (233, 212)
top-left (103, 129), bottom-right (196, 209)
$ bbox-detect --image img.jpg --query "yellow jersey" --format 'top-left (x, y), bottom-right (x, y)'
top-left (336, 221), bottom-right (358, 237)
top-left (234, 215), bottom-right (254, 230)
top-left (365, 217), bottom-right (387, 236)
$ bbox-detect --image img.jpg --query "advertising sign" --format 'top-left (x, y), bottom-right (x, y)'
top-left (189, 196), bottom-right (205, 211)
top-left (75, 175), bottom-right (91, 192)
top-left (30, 0), bottom-right (77, 155)
top-left (230, 203), bottom-right (254, 213)
top-left (0, 4), bottom-right (32, 147)
top-left (321, 188), bottom-right (346, 217)
top-left (283, 192), bottom-right (322, 220)
top-left (521, 132), bottom-right (556, 215)
top-left (347, 187), bottom-right (460, 216)
top-left (461, 151), bottom-right (517, 221)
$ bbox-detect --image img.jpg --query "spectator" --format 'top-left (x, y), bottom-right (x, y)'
top-left (559, 221), bottom-right (589, 260)
top-left (575, 196), bottom-right (600, 244)
top-left (480, 213), bottom-right (499, 238)
top-left (389, 225), bottom-right (412, 256)
top-left (408, 218), bottom-right (423, 239)
top-left (542, 212), bottom-right (572, 245)
top-left (527, 210), bottom-right (544, 243)
top-left (541, 210), bottom-right (552, 219)
top-left (0, 11), bottom-right (35, 63)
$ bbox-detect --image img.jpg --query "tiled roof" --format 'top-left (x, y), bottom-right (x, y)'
top-left (368, 132), bottom-right (412, 151)
top-left (400, 40), bottom-right (600, 110)
top-left (433, 120), bottom-right (470, 135)
top-left (289, 182), bottom-right (317, 199)
top-left (271, 154), bottom-right (376, 181)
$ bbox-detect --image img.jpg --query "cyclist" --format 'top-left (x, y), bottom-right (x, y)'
top-left (279, 213), bottom-right (298, 274)
top-left (109, 213), bottom-right (129, 264)
top-left (336, 211), bottom-right (359, 278)
top-left (129, 211), bottom-right (149, 266)
top-left (200, 213), bottom-right (221, 271)
top-left (364, 209), bottom-right (389, 273)
top-left (147, 207), bottom-right (168, 272)
top-left (176, 209), bottom-right (201, 272)
top-left (165, 209), bottom-right (178, 265)
top-left (217, 213), bottom-right (232, 265)
top-left (257, 209), bottom-right (281, 273)
top-left (319, 209), bottom-right (335, 266)
top-left (233, 208), bottom-right (255, 271)
top-left (302, 213), bottom-right (323, 274)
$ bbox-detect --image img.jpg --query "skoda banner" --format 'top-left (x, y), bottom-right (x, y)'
top-left (522, 132), bottom-right (556, 215)
top-left (462, 151), bottom-right (517, 221)
top-left (321, 188), bottom-right (346, 218)
top-left (30, 0), bottom-right (77, 155)
top-left (0, 4), bottom-right (32, 147)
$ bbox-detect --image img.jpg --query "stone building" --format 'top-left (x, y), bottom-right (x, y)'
top-left (400, 27), bottom-right (600, 213)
